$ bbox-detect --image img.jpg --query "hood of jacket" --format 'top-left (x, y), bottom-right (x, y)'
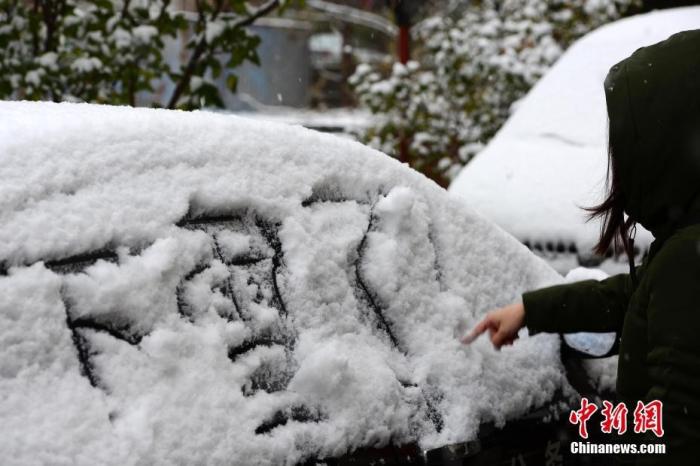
top-left (604, 29), bottom-right (700, 240)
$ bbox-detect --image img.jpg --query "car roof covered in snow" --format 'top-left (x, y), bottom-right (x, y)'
top-left (449, 7), bottom-right (700, 256)
top-left (1, 101), bottom-right (562, 465)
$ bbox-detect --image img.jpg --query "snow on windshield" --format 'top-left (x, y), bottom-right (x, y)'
top-left (0, 101), bottom-right (564, 465)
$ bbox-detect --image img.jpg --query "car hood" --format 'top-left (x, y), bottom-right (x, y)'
top-left (0, 101), bottom-right (564, 465)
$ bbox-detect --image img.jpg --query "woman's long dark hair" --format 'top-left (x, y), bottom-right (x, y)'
top-left (584, 129), bottom-right (637, 267)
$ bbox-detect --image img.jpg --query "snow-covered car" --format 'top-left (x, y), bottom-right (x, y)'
top-left (2, 102), bottom-right (605, 465)
top-left (449, 7), bottom-right (700, 274)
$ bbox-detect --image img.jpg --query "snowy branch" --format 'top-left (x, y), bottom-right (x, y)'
top-left (231, 0), bottom-right (281, 29)
top-left (166, 0), bottom-right (281, 109)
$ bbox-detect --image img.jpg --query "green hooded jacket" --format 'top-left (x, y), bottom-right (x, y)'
top-left (522, 29), bottom-right (700, 464)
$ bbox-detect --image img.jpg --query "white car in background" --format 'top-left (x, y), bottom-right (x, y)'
top-left (1, 101), bottom-right (608, 465)
top-left (449, 7), bottom-right (700, 275)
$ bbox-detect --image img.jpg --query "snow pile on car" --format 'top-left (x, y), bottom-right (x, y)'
top-left (1, 101), bottom-right (563, 465)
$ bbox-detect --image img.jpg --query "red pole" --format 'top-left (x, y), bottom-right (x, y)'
top-left (398, 25), bottom-right (410, 64)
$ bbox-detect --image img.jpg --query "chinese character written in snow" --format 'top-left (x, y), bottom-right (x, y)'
top-left (569, 397), bottom-right (598, 439)
top-left (601, 400), bottom-right (628, 435)
top-left (633, 400), bottom-right (665, 438)
top-left (544, 440), bottom-right (563, 466)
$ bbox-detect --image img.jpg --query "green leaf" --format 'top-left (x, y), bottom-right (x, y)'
top-left (226, 74), bottom-right (238, 92)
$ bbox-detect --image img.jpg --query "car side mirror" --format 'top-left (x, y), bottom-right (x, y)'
top-left (560, 332), bottom-right (618, 399)
top-left (562, 332), bottom-right (618, 359)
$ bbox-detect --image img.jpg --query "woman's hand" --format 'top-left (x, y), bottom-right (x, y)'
top-left (461, 302), bottom-right (525, 349)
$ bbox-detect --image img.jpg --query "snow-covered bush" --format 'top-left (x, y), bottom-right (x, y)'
top-left (350, 0), bottom-right (640, 186)
top-left (0, 0), bottom-right (288, 108)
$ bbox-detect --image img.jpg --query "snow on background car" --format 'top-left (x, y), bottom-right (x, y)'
top-left (0, 101), bottom-right (568, 465)
top-left (449, 7), bottom-right (700, 274)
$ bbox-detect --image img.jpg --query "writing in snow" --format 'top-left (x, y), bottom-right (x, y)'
top-left (569, 398), bottom-right (665, 439)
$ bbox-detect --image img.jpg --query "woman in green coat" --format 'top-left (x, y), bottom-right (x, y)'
top-left (465, 29), bottom-right (700, 464)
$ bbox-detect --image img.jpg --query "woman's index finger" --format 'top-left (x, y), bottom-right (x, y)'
top-left (460, 316), bottom-right (492, 344)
